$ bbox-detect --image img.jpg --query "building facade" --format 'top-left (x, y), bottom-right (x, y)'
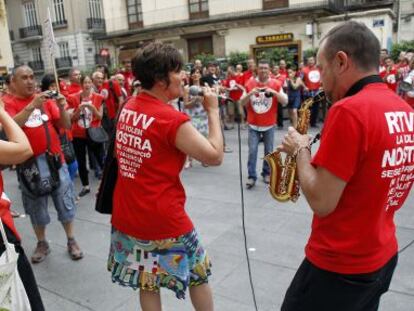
top-left (399, 0), bottom-right (414, 42)
top-left (99, 0), bottom-right (398, 66)
top-left (0, 0), bottom-right (13, 78)
top-left (6, 0), bottom-right (106, 76)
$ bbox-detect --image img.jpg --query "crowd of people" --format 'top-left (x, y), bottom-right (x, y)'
top-left (0, 19), bottom-right (413, 311)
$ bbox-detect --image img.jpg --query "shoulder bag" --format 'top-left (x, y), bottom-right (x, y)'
top-left (17, 112), bottom-right (61, 197)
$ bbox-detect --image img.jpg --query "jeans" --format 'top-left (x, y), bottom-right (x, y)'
top-left (247, 126), bottom-right (275, 180)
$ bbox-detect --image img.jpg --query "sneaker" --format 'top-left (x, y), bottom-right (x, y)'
top-left (67, 238), bottom-right (83, 260)
top-left (246, 178), bottom-right (256, 189)
top-left (78, 187), bottom-right (90, 197)
top-left (31, 241), bottom-right (50, 264)
top-left (263, 175), bottom-right (270, 184)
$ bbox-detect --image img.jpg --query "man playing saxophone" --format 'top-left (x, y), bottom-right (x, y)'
top-left (277, 21), bottom-right (414, 311)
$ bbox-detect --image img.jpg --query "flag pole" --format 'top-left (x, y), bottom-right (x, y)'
top-left (44, 8), bottom-right (60, 93)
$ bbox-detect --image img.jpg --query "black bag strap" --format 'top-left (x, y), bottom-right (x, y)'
top-left (40, 108), bottom-right (52, 153)
top-left (109, 80), bottom-right (120, 105)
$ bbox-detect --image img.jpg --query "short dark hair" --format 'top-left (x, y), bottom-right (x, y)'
top-left (132, 42), bottom-right (183, 90)
top-left (41, 74), bottom-right (56, 92)
top-left (321, 21), bottom-right (380, 72)
top-left (258, 59), bottom-right (270, 66)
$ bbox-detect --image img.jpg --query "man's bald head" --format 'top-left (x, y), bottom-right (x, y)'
top-left (11, 65), bottom-right (36, 98)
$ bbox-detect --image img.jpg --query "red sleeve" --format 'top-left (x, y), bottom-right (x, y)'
top-left (222, 79), bottom-right (229, 88)
top-left (67, 94), bottom-right (79, 110)
top-left (112, 80), bottom-right (123, 97)
top-left (3, 98), bottom-right (18, 117)
top-left (167, 110), bottom-right (190, 147)
top-left (45, 100), bottom-right (61, 121)
top-left (93, 93), bottom-right (104, 109)
top-left (312, 104), bottom-right (365, 182)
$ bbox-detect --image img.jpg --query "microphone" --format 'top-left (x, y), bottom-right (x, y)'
top-left (189, 85), bottom-right (204, 97)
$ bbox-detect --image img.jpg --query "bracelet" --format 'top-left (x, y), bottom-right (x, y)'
top-left (293, 145), bottom-right (311, 158)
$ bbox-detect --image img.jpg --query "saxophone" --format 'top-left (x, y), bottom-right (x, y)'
top-left (264, 91), bottom-right (325, 202)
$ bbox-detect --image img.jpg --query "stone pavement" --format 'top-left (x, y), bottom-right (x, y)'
top-left (4, 126), bottom-right (414, 311)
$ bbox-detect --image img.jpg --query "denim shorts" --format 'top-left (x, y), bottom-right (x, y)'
top-left (20, 164), bottom-right (76, 226)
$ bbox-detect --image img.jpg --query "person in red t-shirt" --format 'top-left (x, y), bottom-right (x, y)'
top-left (92, 70), bottom-right (123, 135)
top-left (41, 74), bottom-right (79, 181)
top-left (222, 65), bottom-right (245, 129)
top-left (242, 58), bottom-right (257, 87)
top-left (68, 75), bottom-right (105, 197)
top-left (120, 59), bottom-right (135, 96)
top-left (108, 42), bottom-right (223, 309)
top-left (0, 96), bottom-right (45, 310)
top-left (278, 21), bottom-right (413, 311)
top-left (380, 57), bottom-right (398, 93)
top-left (66, 68), bottom-right (82, 96)
top-left (302, 56), bottom-right (322, 127)
top-left (240, 59), bottom-right (288, 189)
top-left (4, 65), bottom-right (83, 264)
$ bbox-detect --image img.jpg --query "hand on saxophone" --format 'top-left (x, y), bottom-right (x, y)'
top-left (276, 127), bottom-right (311, 156)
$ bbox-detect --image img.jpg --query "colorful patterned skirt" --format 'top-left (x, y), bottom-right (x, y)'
top-left (107, 227), bottom-right (211, 299)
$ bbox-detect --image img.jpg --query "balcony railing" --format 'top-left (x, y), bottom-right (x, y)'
top-left (52, 20), bottom-right (68, 29)
top-left (28, 60), bottom-right (44, 72)
top-left (87, 18), bottom-right (106, 31)
top-left (328, 0), bottom-right (394, 13)
top-left (19, 25), bottom-right (42, 39)
top-left (55, 57), bottom-right (72, 69)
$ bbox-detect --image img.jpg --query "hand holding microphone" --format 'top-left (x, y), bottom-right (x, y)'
top-left (189, 85), bottom-right (219, 113)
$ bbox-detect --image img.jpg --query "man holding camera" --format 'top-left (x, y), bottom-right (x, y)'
top-left (240, 59), bottom-right (288, 189)
top-left (3, 65), bottom-right (83, 263)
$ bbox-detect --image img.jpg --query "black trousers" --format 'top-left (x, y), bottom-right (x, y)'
top-left (277, 102), bottom-right (284, 127)
top-left (0, 225), bottom-right (45, 311)
top-left (281, 255), bottom-right (398, 311)
top-left (73, 137), bottom-right (104, 186)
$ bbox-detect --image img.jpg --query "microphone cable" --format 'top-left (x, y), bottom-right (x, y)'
top-left (232, 98), bottom-right (259, 311)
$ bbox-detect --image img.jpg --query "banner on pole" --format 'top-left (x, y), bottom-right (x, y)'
top-left (43, 8), bottom-right (56, 57)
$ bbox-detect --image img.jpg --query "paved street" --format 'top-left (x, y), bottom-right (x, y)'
top-left (4, 127), bottom-right (414, 311)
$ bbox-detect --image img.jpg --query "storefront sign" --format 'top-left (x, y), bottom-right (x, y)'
top-left (256, 33), bottom-right (294, 44)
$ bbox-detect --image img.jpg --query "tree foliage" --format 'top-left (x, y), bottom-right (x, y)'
top-left (391, 41), bottom-right (414, 62)
top-left (227, 51), bottom-right (250, 69)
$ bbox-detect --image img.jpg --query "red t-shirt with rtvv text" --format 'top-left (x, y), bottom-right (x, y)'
top-left (245, 77), bottom-right (281, 127)
top-left (4, 95), bottom-right (63, 159)
top-left (111, 92), bottom-right (193, 240)
top-left (308, 83), bottom-right (414, 274)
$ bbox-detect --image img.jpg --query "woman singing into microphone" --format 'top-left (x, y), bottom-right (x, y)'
top-left (108, 42), bottom-right (223, 311)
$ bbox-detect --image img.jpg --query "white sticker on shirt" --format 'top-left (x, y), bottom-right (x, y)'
top-left (386, 74), bottom-right (396, 84)
top-left (250, 92), bottom-right (273, 114)
top-left (24, 109), bottom-right (43, 128)
top-left (229, 80), bottom-right (236, 89)
top-left (308, 70), bottom-right (320, 83)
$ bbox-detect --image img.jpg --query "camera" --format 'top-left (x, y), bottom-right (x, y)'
top-left (259, 88), bottom-right (274, 98)
top-left (45, 90), bottom-right (59, 99)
